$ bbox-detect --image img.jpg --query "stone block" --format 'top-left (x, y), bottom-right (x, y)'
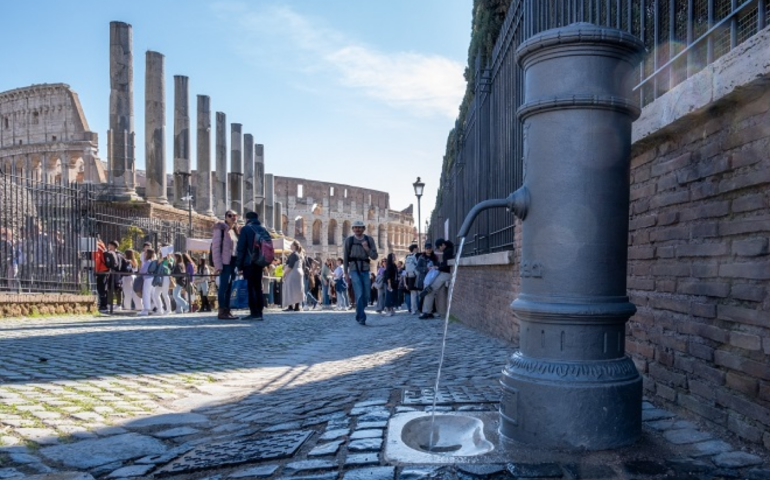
top-left (726, 372), bottom-right (759, 397)
top-left (730, 283), bottom-right (766, 302)
top-left (732, 193), bottom-right (766, 213)
top-left (719, 261), bottom-right (770, 280)
top-left (732, 238), bottom-right (769, 257)
top-left (650, 190), bottom-right (691, 209)
top-left (677, 156), bottom-right (731, 185)
top-left (691, 222), bottom-right (719, 238)
top-left (719, 215), bottom-right (770, 236)
top-left (716, 390), bottom-right (770, 425)
top-left (678, 280), bottom-right (730, 298)
top-left (728, 332), bottom-right (762, 351)
top-left (718, 304), bottom-right (765, 327)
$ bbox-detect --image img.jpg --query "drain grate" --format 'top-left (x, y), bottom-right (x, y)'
top-left (154, 430), bottom-right (313, 476)
top-left (401, 386), bottom-right (500, 405)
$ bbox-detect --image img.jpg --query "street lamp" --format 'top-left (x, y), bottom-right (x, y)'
top-left (181, 183), bottom-right (194, 239)
top-left (412, 177), bottom-right (425, 252)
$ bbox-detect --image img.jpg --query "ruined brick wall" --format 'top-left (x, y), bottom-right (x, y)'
top-left (626, 85), bottom-right (770, 448)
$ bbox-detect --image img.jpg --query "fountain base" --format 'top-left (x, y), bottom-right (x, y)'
top-left (385, 411), bottom-right (502, 464)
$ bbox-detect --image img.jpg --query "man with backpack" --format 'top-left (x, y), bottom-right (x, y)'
top-left (343, 220), bottom-right (378, 325)
top-left (404, 244), bottom-right (420, 314)
top-left (235, 211), bottom-right (273, 321)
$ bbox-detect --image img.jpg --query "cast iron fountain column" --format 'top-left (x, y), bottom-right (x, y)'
top-left (497, 24), bottom-right (645, 450)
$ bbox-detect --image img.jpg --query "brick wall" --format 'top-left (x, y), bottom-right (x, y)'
top-left (452, 218), bottom-right (522, 345)
top-left (627, 85), bottom-right (770, 449)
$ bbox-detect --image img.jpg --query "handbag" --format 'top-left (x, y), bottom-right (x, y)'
top-left (423, 269), bottom-right (440, 289)
top-left (133, 276), bottom-right (144, 294)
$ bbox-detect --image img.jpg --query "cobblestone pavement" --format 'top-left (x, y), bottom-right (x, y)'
top-left (0, 307), bottom-right (767, 480)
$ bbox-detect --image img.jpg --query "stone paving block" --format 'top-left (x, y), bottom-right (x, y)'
top-left (40, 433), bottom-right (167, 469)
top-left (562, 463), bottom-right (617, 479)
top-left (282, 459), bottom-right (337, 474)
top-left (746, 469), bottom-right (770, 480)
top-left (343, 467), bottom-right (396, 480)
top-left (9, 452), bottom-right (40, 463)
top-left (344, 453), bottom-right (379, 466)
top-left (687, 439), bottom-right (734, 457)
top-left (123, 413), bottom-right (208, 428)
top-left (663, 428), bottom-right (713, 445)
top-left (357, 410), bottom-right (391, 423)
top-left (356, 421), bottom-right (387, 429)
top-left (507, 462), bottom-right (564, 478)
top-left (712, 451), bottom-right (764, 468)
top-left (353, 400), bottom-right (388, 409)
top-left (350, 429), bottom-right (384, 440)
top-left (456, 464), bottom-right (507, 477)
top-left (348, 438), bottom-right (383, 452)
top-left (274, 474), bottom-right (337, 480)
top-left (319, 428), bottom-right (350, 440)
top-left (263, 421), bottom-right (303, 432)
top-left (308, 440), bottom-right (343, 457)
top-left (0, 469), bottom-right (23, 479)
top-left (24, 474), bottom-right (95, 480)
top-left (153, 427), bottom-right (200, 438)
top-left (106, 464), bottom-right (154, 478)
top-left (622, 460), bottom-right (669, 476)
top-left (16, 428), bottom-right (60, 445)
top-left (228, 464), bottom-right (279, 478)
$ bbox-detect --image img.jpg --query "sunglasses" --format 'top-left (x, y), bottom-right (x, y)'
top-left (227, 214), bottom-right (237, 219)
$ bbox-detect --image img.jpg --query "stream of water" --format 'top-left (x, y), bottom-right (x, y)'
top-left (427, 236), bottom-right (466, 451)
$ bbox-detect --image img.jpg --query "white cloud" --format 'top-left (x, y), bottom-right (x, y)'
top-left (214, 2), bottom-right (465, 119)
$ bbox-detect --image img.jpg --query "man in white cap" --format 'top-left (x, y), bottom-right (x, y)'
top-left (343, 220), bottom-right (378, 325)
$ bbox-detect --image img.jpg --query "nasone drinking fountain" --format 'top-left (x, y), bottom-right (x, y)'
top-left (386, 22), bottom-right (646, 462)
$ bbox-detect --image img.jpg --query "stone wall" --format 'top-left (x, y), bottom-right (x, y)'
top-left (0, 293), bottom-right (96, 318)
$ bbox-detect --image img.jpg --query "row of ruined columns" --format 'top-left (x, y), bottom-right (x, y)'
top-left (107, 21), bottom-right (277, 228)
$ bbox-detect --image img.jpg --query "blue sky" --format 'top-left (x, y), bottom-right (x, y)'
top-left (0, 0), bottom-right (472, 222)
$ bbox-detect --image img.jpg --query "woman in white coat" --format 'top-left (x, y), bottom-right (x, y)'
top-left (281, 240), bottom-right (305, 312)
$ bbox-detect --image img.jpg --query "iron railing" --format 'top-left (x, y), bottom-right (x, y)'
top-left (428, 0), bottom-right (768, 253)
top-left (1, 171), bottom-right (211, 295)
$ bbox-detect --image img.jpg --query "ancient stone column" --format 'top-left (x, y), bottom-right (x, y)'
top-left (195, 95), bottom-right (213, 216)
top-left (265, 173), bottom-right (275, 230)
top-left (213, 112), bottom-right (227, 217)
top-left (144, 51), bottom-right (167, 204)
top-left (172, 75), bottom-right (191, 210)
top-left (243, 133), bottom-right (255, 214)
top-left (107, 21), bottom-right (139, 200)
top-left (229, 123), bottom-right (243, 215)
top-left (255, 144), bottom-right (266, 221)
top-left (274, 200), bottom-right (283, 235)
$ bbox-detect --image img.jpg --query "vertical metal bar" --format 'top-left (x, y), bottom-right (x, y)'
top-left (653, 0), bottom-right (659, 99)
top-left (687, 0), bottom-right (695, 76)
top-left (670, 0), bottom-right (676, 89)
top-left (760, 0), bottom-right (767, 29)
top-left (730, 0), bottom-right (738, 49)
top-left (639, 0), bottom-right (649, 107)
top-left (707, 0), bottom-right (714, 62)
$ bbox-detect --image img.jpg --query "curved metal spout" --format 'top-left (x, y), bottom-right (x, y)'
top-left (457, 186), bottom-right (529, 238)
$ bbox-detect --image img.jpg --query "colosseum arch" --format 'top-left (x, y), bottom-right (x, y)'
top-left (378, 224), bottom-right (386, 251)
top-left (342, 220), bottom-right (351, 239)
top-left (294, 216), bottom-right (306, 239)
top-left (328, 219), bottom-right (338, 245)
top-left (312, 219), bottom-right (322, 245)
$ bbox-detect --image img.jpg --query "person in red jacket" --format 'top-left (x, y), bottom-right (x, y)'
top-left (93, 235), bottom-right (109, 312)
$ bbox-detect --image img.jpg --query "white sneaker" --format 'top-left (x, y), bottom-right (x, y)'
top-left (137, 311), bottom-right (149, 316)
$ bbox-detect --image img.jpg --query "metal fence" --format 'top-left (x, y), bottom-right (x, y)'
top-left (1, 171), bottom-right (211, 295)
top-left (428, 0), bottom-right (768, 254)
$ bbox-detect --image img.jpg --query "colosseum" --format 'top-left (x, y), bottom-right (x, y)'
top-left (0, 83), bottom-right (105, 184)
top-left (274, 176), bottom-right (415, 263)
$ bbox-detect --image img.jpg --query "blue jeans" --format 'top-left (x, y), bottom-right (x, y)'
top-left (349, 270), bottom-right (371, 323)
top-left (218, 263), bottom-right (237, 310)
top-left (322, 283), bottom-right (330, 305)
top-left (335, 279), bottom-right (349, 308)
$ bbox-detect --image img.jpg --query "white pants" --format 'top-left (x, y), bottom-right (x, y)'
top-left (140, 277), bottom-right (154, 314)
top-left (410, 289), bottom-right (419, 313)
top-left (152, 277), bottom-right (171, 314)
top-left (122, 276), bottom-right (141, 310)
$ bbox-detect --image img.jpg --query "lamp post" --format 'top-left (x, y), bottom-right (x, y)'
top-left (412, 177), bottom-right (425, 252)
top-left (181, 182), bottom-right (193, 239)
